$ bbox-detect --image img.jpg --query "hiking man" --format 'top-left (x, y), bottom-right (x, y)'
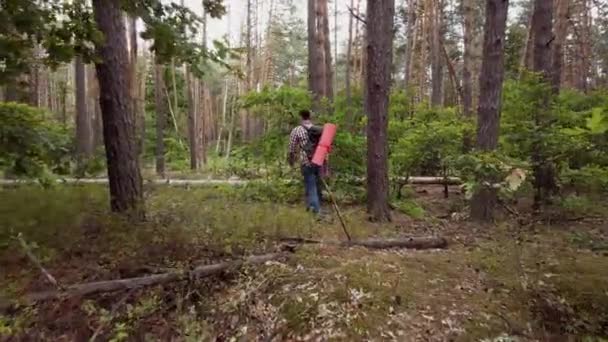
top-left (288, 110), bottom-right (324, 214)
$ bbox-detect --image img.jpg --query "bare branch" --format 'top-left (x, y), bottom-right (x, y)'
top-left (347, 6), bottom-right (366, 25)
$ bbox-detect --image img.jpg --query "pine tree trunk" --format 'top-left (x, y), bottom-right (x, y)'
top-left (321, 0), bottom-right (334, 101)
top-left (470, 0), bottom-right (509, 222)
top-left (430, 0), bottom-right (443, 106)
top-left (551, 0), bottom-right (569, 93)
top-left (75, 56), bottom-right (92, 166)
top-left (404, 0), bottom-right (418, 89)
top-left (462, 0), bottom-right (474, 116)
top-left (531, 0), bottom-right (555, 209)
top-left (307, 0), bottom-right (317, 100)
top-left (366, 0), bottom-right (395, 222)
top-left (154, 64), bottom-right (167, 177)
top-left (315, 0), bottom-right (328, 103)
top-left (92, 0), bottom-right (144, 218)
top-left (345, 0), bottom-right (354, 124)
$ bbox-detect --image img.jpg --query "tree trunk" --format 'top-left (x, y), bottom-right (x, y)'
top-left (404, 0), bottom-right (418, 89)
top-left (307, 0), bottom-right (317, 100)
top-left (470, 0), bottom-right (509, 222)
top-left (462, 0), bottom-right (474, 116)
top-left (334, 0), bottom-right (338, 98)
top-left (430, 0), bottom-right (444, 106)
top-left (315, 0), bottom-right (329, 103)
top-left (75, 56), bottom-right (92, 166)
top-left (154, 64), bottom-right (167, 177)
top-left (321, 0), bottom-right (334, 101)
top-left (345, 0), bottom-right (355, 124)
top-left (128, 15), bottom-right (142, 157)
top-left (551, 0), bottom-right (569, 93)
top-left (531, 0), bottom-right (555, 209)
top-left (92, 0), bottom-right (144, 218)
top-left (366, 0), bottom-right (395, 222)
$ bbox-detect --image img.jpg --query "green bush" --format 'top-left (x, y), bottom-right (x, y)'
top-left (0, 102), bottom-right (71, 178)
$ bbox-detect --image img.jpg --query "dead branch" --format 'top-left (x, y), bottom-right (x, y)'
top-left (15, 233), bottom-right (62, 289)
top-left (279, 236), bottom-right (448, 250)
top-left (347, 6), bottom-right (366, 25)
top-left (321, 178), bottom-right (352, 241)
top-left (9, 253), bottom-right (287, 309)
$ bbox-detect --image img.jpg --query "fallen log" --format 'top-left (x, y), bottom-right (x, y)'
top-left (280, 236), bottom-right (448, 250)
top-left (0, 176), bottom-right (461, 187)
top-left (4, 253), bottom-right (285, 310)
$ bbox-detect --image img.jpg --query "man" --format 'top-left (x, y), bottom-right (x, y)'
top-left (288, 109), bottom-right (324, 214)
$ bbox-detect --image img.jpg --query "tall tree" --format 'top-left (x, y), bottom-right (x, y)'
top-left (128, 15), bottom-right (141, 156)
top-left (531, 0), bottom-right (555, 209)
top-left (366, 0), bottom-right (395, 222)
top-left (430, 0), bottom-right (444, 106)
top-left (462, 0), bottom-right (474, 115)
top-left (345, 0), bottom-right (355, 122)
top-left (154, 63), bottom-right (167, 177)
top-left (403, 0), bottom-right (418, 89)
top-left (321, 0), bottom-right (334, 100)
top-left (470, 0), bottom-right (509, 221)
top-left (551, 0), bottom-right (570, 93)
top-left (75, 56), bottom-right (92, 165)
top-left (92, 0), bottom-right (143, 217)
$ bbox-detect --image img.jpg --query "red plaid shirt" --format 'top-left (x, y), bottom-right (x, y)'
top-left (288, 121), bottom-right (330, 175)
top-left (289, 121), bottom-right (313, 167)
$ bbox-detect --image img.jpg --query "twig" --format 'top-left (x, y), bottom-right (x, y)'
top-left (15, 233), bottom-right (62, 290)
top-left (321, 178), bottom-right (352, 241)
top-left (347, 6), bottom-right (366, 25)
top-left (89, 289), bottom-right (136, 342)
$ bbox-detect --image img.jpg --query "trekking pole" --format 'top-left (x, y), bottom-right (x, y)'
top-left (320, 178), bottom-right (352, 242)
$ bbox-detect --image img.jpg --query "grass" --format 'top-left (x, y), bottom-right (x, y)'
top-left (0, 184), bottom-right (607, 340)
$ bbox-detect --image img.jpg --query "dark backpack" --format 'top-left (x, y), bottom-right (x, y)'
top-left (302, 125), bottom-right (323, 161)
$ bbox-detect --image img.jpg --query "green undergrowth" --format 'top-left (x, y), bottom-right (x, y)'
top-left (0, 186), bottom-right (606, 340)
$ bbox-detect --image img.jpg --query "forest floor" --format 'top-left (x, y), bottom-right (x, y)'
top-left (0, 183), bottom-right (607, 341)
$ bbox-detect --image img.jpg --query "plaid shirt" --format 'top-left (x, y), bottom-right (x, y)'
top-left (288, 121), bottom-right (313, 167)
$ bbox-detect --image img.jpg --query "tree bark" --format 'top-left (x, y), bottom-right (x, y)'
top-left (404, 0), bottom-right (418, 89)
top-left (366, 0), bottom-right (395, 222)
top-left (470, 0), bottom-right (509, 222)
top-left (75, 56), bottom-right (92, 166)
top-left (315, 0), bottom-right (329, 102)
top-left (345, 0), bottom-right (355, 124)
top-left (128, 15), bottom-right (142, 157)
top-left (551, 0), bottom-right (569, 93)
top-left (321, 0), bottom-right (334, 101)
top-left (307, 0), bottom-right (318, 100)
top-left (531, 0), bottom-right (555, 209)
top-left (430, 0), bottom-right (444, 106)
top-left (92, 0), bottom-right (144, 217)
top-left (154, 64), bottom-right (167, 177)
top-left (462, 0), bottom-right (474, 116)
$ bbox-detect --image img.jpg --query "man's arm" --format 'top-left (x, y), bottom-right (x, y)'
top-left (288, 128), bottom-right (298, 167)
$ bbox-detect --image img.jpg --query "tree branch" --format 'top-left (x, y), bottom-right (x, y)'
top-left (347, 6), bottom-right (366, 25)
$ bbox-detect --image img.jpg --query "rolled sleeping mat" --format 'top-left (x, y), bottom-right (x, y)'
top-left (312, 123), bottom-right (337, 166)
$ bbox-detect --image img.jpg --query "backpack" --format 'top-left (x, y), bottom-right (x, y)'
top-left (302, 125), bottom-right (323, 161)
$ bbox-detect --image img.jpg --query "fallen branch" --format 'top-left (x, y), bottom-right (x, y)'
top-left (15, 233), bottom-right (62, 289)
top-left (279, 236), bottom-right (448, 250)
top-left (8, 253), bottom-right (286, 309)
top-left (321, 178), bottom-right (351, 241)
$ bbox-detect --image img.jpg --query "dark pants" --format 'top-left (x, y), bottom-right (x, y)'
top-left (302, 165), bottom-right (322, 213)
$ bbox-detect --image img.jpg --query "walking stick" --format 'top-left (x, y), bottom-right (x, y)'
top-left (320, 178), bottom-right (352, 242)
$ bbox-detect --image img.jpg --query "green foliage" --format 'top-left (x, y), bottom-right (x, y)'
top-left (0, 102), bottom-right (71, 178)
top-left (390, 107), bottom-right (470, 178)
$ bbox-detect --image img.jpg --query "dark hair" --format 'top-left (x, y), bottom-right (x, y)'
top-left (299, 109), bottom-right (311, 120)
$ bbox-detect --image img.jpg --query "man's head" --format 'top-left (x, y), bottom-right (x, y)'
top-left (299, 109), bottom-right (311, 121)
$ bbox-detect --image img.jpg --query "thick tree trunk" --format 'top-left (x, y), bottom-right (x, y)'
top-left (366, 0), bottom-right (395, 222)
top-left (75, 56), bottom-right (92, 165)
top-left (462, 0), bottom-right (474, 116)
top-left (154, 64), bottom-right (167, 177)
top-left (551, 0), bottom-right (569, 93)
top-left (470, 0), bottom-right (509, 222)
top-left (92, 0), bottom-right (144, 217)
top-left (531, 0), bottom-right (555, 209)
top-left (430, 0), bottom-right (444, 107)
